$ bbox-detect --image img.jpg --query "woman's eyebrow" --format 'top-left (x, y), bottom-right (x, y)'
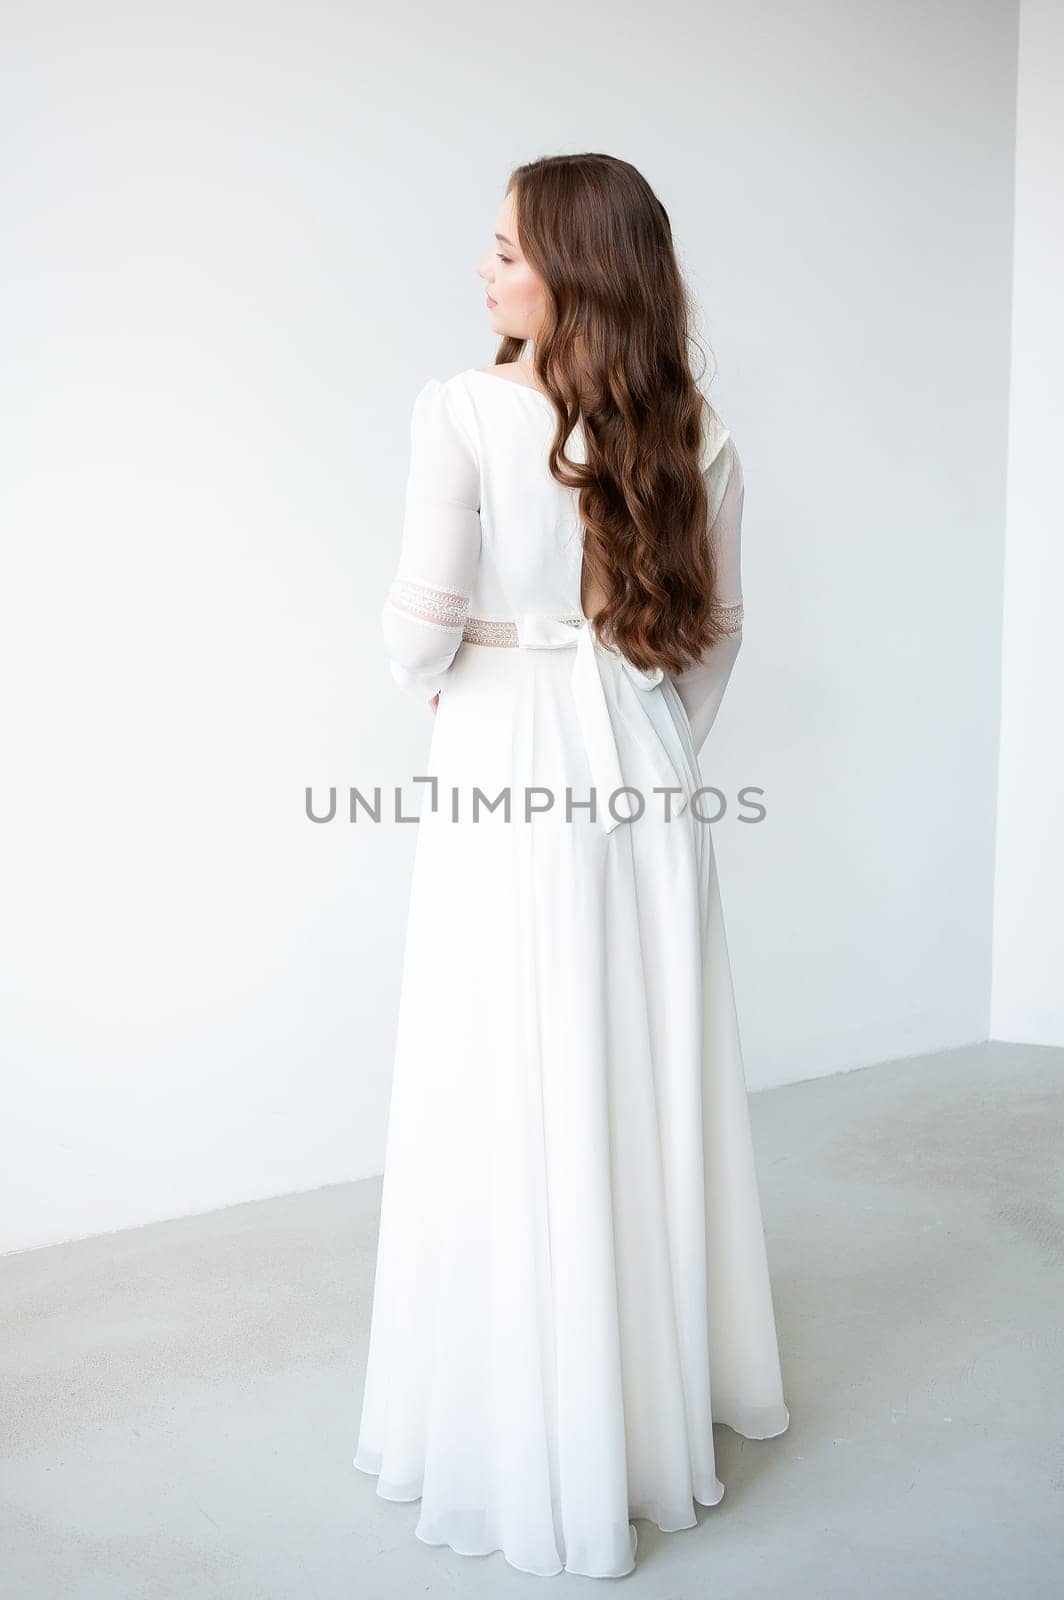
top-left (495, 232), bottom-right (516, 246)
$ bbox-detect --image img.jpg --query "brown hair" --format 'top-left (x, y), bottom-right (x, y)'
top-left (494, 152), bottom-right (732, 676)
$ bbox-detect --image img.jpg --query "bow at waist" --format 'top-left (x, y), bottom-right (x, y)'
top-left (465, 610), bottom-right (690, 834)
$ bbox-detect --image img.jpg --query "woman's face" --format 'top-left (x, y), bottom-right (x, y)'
top-left (475, 189), bottom-right (546, 345)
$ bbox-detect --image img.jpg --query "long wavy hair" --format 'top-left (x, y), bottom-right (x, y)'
top-left (494, 153), bottom-right (731, 677)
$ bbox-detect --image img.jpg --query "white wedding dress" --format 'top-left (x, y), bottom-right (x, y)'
top-left (354, 366), bottom-right (789, 1579)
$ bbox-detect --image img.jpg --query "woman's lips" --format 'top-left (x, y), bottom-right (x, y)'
top-left (486, 295), bottom-right (497, 308)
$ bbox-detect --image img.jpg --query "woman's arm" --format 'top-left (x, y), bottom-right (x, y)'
top-left (670, 431), bottom-right (745, 754)
top-left (380, 379), bottom-right (482, 701)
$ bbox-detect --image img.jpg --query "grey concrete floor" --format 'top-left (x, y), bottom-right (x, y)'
top-left (2, 1041), bottom-right (1062, 1598)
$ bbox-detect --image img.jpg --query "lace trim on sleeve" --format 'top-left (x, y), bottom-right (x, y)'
top-left (386, 578), bottom-right (471, 632)
top-left (715, 601), bottom-right (744, 636)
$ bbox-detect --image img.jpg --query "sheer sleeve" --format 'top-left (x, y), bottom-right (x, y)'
top-left (670, 415), bottom-right (745, 755)
top-left (380, 378), bottom-right (482, 700)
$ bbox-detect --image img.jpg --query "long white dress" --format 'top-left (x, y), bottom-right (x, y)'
top-left (354, 366), bottom-right (789, 1579)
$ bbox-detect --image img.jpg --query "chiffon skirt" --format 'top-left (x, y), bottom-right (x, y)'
top-left (354, 638), bottom-right (789, 1578)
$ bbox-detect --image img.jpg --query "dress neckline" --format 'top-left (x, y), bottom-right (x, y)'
top-left (466, 367), bottom-right (556, 409)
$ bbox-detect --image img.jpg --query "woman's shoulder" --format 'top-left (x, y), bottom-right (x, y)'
top-left (409, 366), bottom-right (488, 410)
top-left (407, 370), bottom-right (482, 458)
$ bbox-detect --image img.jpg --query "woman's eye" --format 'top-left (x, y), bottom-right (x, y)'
top-left (496, 252), bottom-right (511, 263)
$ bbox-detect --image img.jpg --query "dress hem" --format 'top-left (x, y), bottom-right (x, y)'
top-left (353, 1404), bottom-right (789, 1581)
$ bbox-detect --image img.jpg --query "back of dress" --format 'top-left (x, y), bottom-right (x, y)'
top-left (357, 364), bottom-right (789, 1581)
top-left (381, 365), bottom-right (746, 767)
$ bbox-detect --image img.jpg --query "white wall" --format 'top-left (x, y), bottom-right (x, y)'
top-left (0, 1), bottom-right (1020, 1252)
top-left (991, 0), bottom-right (1064, 1045)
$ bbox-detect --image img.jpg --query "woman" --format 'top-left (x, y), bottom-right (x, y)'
top-left (354, 152), bottom-right (789, 1579)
